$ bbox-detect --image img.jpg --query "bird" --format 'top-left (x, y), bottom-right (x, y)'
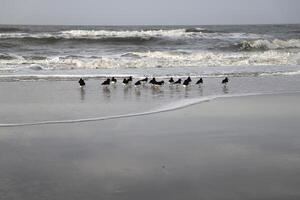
top-left (149, 78), bottom-right (156, 85)
top-left (111, 77), bottom-right (117, 84)
top-left (135, 80), bottom-right (142, 86)
top-left (123, 78), bottom-right (130, 85)
top-left (183, 77), bottom-right (192, 87)
top-left (123, 76), bottom-right (133, 85)
top-left (168, 77), bottom-right (174, 84)
top-left (186, 76), bottom-right (192, 83)
top-left (78, 78), bottom-right (85, 87)
top-left (101, 78), bottom-right (111, 86)
top-left (154, 80), bottom-right (164, 86)
top-left (183, 79), bottom-right (190, 87)
top-left (149, 78), bottom-right (164, 86)
top-left (140, 77), bottom-right (148, 83)
top-left (174, 78), bottom-right (182, 85)
top-left (196, 78), bottom-right (203, 84)
top-left (222, 77), bottom-right (229, 84)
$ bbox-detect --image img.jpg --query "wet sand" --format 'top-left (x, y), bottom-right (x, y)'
top-left (0, 92), bottom-right (300, 200)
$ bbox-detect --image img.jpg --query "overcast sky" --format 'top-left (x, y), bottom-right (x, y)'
top-left (0, 0), bottom-right (299, 25)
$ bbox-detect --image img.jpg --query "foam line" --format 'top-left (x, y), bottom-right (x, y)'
top-left (0, 93), bottom-right (261, 128)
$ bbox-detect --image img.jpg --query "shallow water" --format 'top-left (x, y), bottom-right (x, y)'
top-left (0, 75), bottom-right (300, 125)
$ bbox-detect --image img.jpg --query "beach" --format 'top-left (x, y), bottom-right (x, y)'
top-left (0, 80), bottom-right (300, 199)
top-left (1, 24), bottom-right (300, 199)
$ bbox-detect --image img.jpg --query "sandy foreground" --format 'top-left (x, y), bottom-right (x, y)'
top-left (0, 81), bottom-right (300, 199)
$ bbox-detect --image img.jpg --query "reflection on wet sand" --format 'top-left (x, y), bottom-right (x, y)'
top-left (80, 87), bottom-right (86, 101)
top-left (1, 93), bottom-right (300, 200)
top-left (222, 85), bottom-right (229, 94)
top-left (102, 86), bottom-right (111, 98)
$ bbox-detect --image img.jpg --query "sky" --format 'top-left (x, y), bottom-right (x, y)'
top-left (0, 0), bottom-right (300, 25)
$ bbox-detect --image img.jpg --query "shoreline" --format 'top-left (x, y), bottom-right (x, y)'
top-left (1, 67), bottom-right (300, 82)
top-left (1, 91), bottom-right (299, 128)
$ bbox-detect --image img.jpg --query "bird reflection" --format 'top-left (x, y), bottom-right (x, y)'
top-left (184, 85), bottom-right (192, 97)
top-left (102, 87), bottom-right (111, 98)
top-left (80, 87), bottom-right (85, 101)
top-left (222, 85), bottom-right (229, 94)
top-left (198, 85), bottom-right (203, 96)
top-left (123, 85), bottom-right (132, 98)
top-left (135, 87), bottom-right (141, 97)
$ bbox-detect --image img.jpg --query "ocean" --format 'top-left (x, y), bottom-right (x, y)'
top-left (1, 24), bottom-right (300, 80)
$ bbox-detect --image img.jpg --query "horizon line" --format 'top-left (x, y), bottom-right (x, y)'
top-left (0, 22), bottom-right (299, 27)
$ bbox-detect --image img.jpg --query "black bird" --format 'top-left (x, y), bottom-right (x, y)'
top-left (101, 78), bottom-right (111, 86)
top-left (154, 80), bottom-right (164, 86)
top-left (183, 79), bottom-right (190, 87)
top-left (149, 78), bottom-right (156, 84)
top-left (111, 77), bottom-right (117, 84)
top-left (123, 76), bottom-right (133, 85)
top-left (174, 78), bottom-right (182, 84)
top-left (135, 80), bottom-right (141, 86)
top-left (169, 77), bottom-right (174, 84)
top-left (222, 77), bottom-right (229, 84)
top-left (186, 76), bottom-right (192, 83)
top-left (183, 77), bottom-right (192, 86)
top-left (78, 78), bottom-right (85, 87)
top-left (140, 77), bottom-right (148, 83)
top-left (123, 78), bottom-right (130, 85)
top-left (149, 78), bottom-right (164, 86)
top-left (196, 78), bottom-right (203, 84)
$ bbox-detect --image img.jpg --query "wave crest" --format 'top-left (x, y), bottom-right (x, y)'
top-left (1, 50), bottom-right (298, 70)
top-left (239, 39), bottom-right (300, 50)
top-left (0, 28), bottom-right (261, 44)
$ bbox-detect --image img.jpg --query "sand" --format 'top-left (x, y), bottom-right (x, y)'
top-left (0, 82), bottom-right (300, 200)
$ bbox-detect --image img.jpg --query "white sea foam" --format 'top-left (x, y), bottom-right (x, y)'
top-left (240, 39), bottom-right (300, 50)
top-left (1, 27), bottom-right (299, 78)
top-left (0, 50), bottom-right (298, 70)
top-left (0, 29), bottom-right (261, 40)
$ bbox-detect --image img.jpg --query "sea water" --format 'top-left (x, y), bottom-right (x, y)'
top-left (1, 24), bottom-right (300, 125)
top-left (1, 24), bottom-right (300, 78)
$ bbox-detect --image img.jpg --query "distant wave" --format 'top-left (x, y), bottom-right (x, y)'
top-left (2, 29), bottom-right (298, 52)
top-left (11, 36), bottom-right (158, 44)
top-left (0, 29), bottom-right (189, 40)
top-left (185, 27), bottom-right (220, 33)
top-left (238, 39), bottom-right (300, 51)
top-left (0, 28), bottom-right (261, 44)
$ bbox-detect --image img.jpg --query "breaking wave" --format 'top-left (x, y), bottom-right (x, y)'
top-left (0, 28), bottom-right (261, 44)
top-left (238, 39), bottom-right (300, 51)
top-left (0, 50), bottom-right (298, 70)
top-left (185, 27), bottom-right (220, 33)
top-left (1, 25), bottom-right (300, 79)
top-left (2, 29), bottom-right (299, 52)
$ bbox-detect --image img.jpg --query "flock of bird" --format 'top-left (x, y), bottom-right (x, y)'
top-left (78, 76), bottom-right (229, 87)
